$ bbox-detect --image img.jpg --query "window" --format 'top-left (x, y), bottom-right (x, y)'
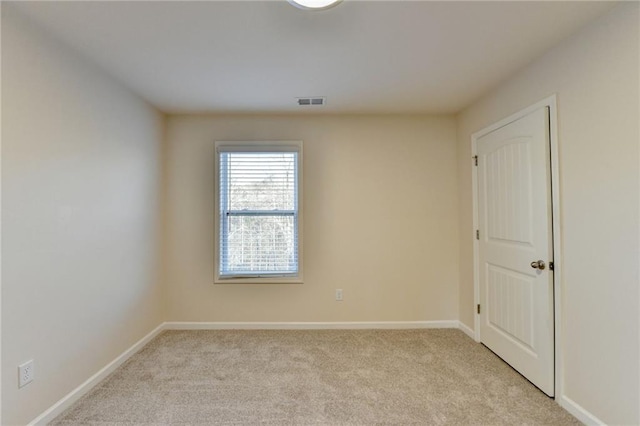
top-left (215, 141), bottom-right (302, 283)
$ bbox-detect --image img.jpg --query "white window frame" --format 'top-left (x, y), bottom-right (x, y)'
top-left (214, 140), bottom-right (303, 284)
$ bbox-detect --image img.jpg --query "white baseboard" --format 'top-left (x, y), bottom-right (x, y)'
top-left (559, 395), bottom-right (605, 425)
top-left (458, 321), bottom-right (475, 339)
top-left (28, 323), bottom-right (165, 426)
top-left (164, 320), bottom-right (460, 330)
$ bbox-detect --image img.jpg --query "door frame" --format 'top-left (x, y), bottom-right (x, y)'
top-left (471, 94), bottom-right (562, 399)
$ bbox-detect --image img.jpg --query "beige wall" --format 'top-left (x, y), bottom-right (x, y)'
top-left (2, 7), bottom-right (165, 425)
top-left (456, 3), bottom-right (639, 424)
top-left (164, 115), bottom-right (459, 323)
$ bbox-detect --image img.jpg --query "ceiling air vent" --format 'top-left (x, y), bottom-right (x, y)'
top-left (297, 97), bottom-right (326, 106)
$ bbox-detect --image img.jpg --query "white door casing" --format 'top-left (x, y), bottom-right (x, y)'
top-left (476, 106), bottom-right (555, 396)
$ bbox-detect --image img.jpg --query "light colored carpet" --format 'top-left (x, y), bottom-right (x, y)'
top-left (50, 329), bottom-right (579, 425)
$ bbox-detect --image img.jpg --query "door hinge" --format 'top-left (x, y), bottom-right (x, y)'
top-left (476, 229), bottom-right (480, 240)
top-left (473, 155), bottom-right (478, 166)
top-left (477, 304), bottom-right (481, 314)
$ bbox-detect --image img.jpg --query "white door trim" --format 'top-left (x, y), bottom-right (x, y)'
top-left (471, 94), bottom-right (562, 400)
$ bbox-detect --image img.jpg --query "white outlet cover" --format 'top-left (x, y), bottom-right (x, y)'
top-left (18, 360), bottom-right (34, 388)
top-left (336, 289), bottom-right (343, 301)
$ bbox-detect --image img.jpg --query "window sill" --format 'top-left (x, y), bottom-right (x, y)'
top-left (214, 277), bottom-right (303, 285)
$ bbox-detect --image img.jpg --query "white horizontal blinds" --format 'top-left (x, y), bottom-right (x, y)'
top-left (219, 149), bottom-right (298, 277)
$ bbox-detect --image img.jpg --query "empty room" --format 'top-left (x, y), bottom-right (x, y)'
top-left (2, 0), bottom-right (639, 425)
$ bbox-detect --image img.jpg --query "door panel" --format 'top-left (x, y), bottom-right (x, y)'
top-left (485, 140), bottom-right (533, 245)
top-left (487, 264), bottom-right (535, 352)
top-left (478, 106), bottom-right (554, 396)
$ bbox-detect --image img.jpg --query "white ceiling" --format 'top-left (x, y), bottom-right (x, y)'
top-left (13, 1), bottom-right (615, 114)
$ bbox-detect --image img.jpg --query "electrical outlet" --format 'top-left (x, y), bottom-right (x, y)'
top-left (18, 360), bottom-right (34, 388)
top-left (335, 289), bottom-right (343, 301)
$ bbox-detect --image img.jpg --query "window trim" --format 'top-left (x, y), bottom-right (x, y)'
top-left (214, 141), bottom-right (303, 284)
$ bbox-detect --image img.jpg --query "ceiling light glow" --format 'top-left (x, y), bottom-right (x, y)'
top-left (288, 0), bottom-right (342, 11)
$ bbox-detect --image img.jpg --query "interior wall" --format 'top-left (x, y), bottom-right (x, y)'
top-left (456, 3), bottom-right (639, 424)
top-left (164, 114), bottom-right (459, 323)
top-left (1, 6), bottom-right (165, 425)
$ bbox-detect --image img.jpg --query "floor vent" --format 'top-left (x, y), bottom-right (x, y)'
top-left (297, 97), bottom-right (326, 106)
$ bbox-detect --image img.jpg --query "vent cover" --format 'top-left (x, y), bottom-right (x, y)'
top-left (297, 97), bottom-right (326, 106)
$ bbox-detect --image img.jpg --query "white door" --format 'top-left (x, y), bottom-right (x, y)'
top-left (477, 106), bottom-right (554, 396)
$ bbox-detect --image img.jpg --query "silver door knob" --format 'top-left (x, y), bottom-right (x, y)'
top-left (530, 260), bottom-right (546, 270)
